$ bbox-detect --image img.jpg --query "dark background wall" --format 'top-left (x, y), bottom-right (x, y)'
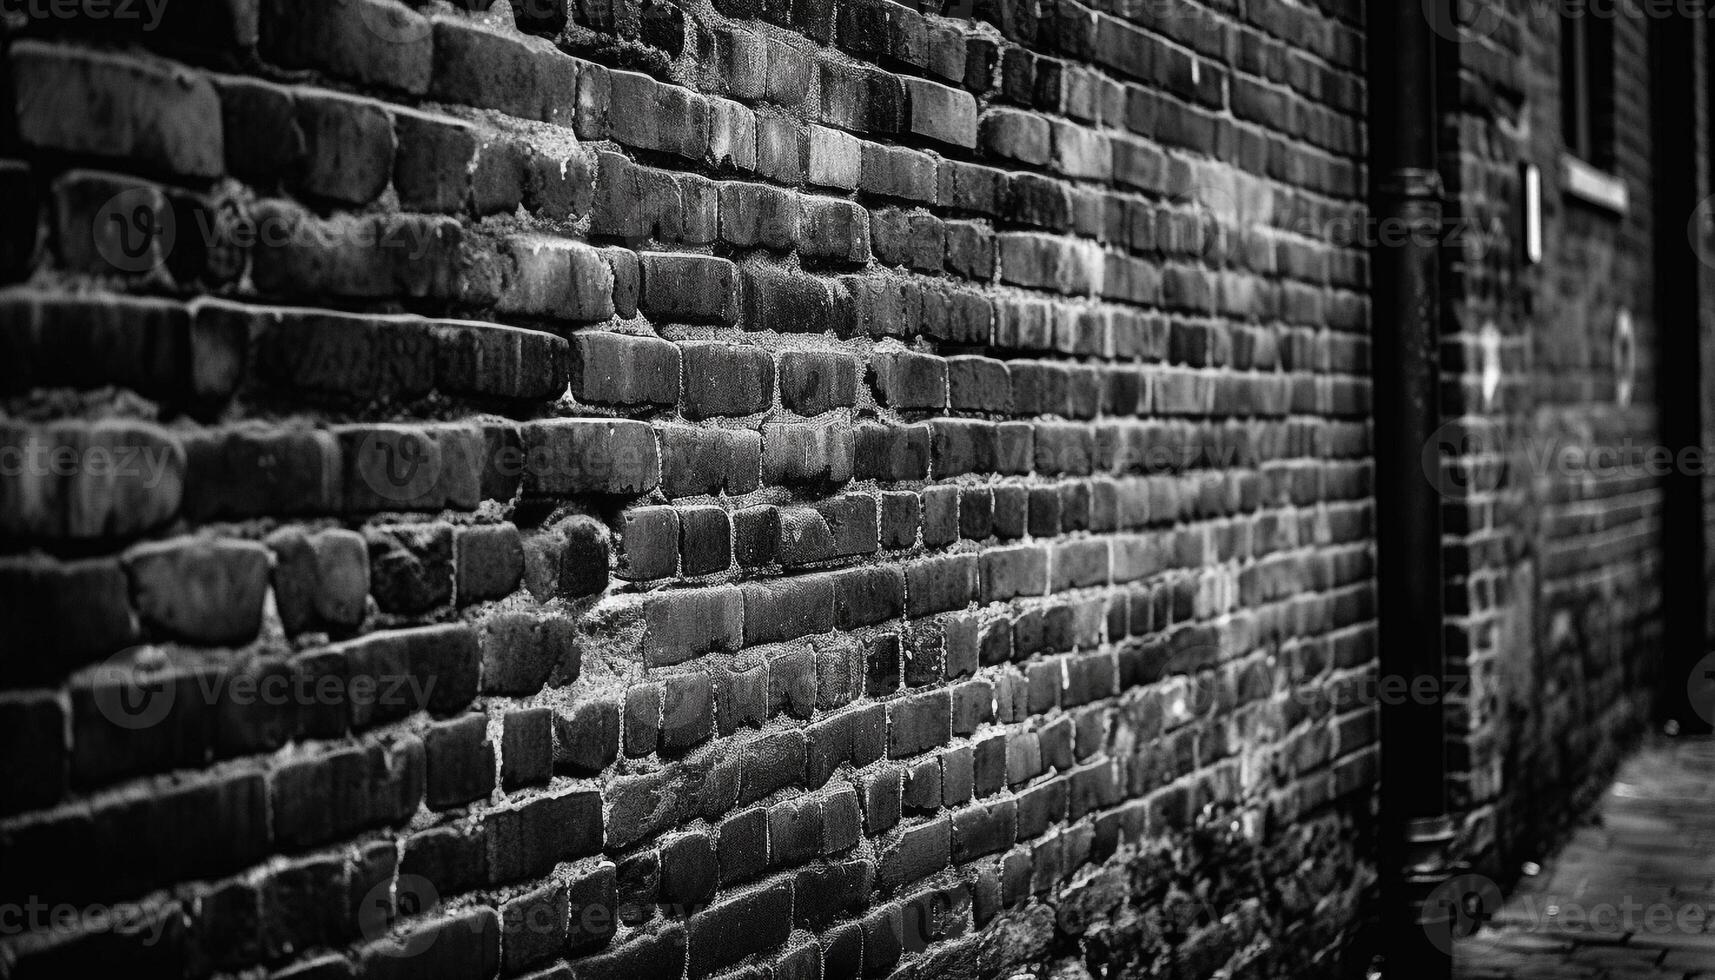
top-left (1435, 1), bottom-right (1670, 881)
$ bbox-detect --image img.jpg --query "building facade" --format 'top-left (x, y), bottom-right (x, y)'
top-left (0, 0), bottom-right (1703, 976)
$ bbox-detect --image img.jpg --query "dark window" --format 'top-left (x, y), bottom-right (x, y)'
top-left (1561, 12), bottom-right (1615, 167)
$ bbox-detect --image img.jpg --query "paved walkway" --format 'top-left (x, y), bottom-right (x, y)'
top-left (1456, 737), bottom-right (1715, 978)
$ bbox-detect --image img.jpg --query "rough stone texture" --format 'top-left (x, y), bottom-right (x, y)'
top-left (0, 0), bottom-right (1477, 977)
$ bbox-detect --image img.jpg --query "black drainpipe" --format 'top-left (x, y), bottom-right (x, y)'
top-left (1649, 9), bottom-right (1709, 735)
top-left (1369, 0), bottom-right (1453, 977)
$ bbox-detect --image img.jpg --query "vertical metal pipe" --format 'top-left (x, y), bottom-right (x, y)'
top-left (1649, 14), bottom-right (1708, 734)
top-left (1369, 0), bottom-right (1452, 976)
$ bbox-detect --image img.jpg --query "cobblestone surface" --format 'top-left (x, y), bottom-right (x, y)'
top-left (1457, 738), bottom-right (1715, 978)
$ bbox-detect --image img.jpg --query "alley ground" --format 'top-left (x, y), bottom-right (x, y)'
top-left (1455, 737), bottom-right (1715, 978)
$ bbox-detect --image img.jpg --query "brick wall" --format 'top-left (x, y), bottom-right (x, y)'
top-left (0, 0), bottom-right (1382, 977)
top-left (1436, 2), bottom-right (1667, 878)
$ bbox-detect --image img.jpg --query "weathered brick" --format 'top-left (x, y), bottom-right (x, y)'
top-left (12, 42), bottom-right (223, 178)
top-left (681, 342), bottom-right (774, 418)
top-left (520, 419), bottom-right (659, 496)
top-left (498, 236), bottom-right (616, 323)
top-left (642, 587), bottom-right (745, 666)
top-left (639, 253), bottom-right (740, 325)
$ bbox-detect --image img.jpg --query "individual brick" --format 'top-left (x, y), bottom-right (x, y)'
top-left (778, 350), bottom-right (861, 416)
top-left (519, 419), bottom-right (659, 496)
top-left (808, 125), bottom-right (861, 189)
top-left (928, 419), bottom-right (996, 477)
top-left (733, 505), bottom-right (781, 567)
top-left (123, 537), bottom-right (270, 646)
top-left (869, 209), bottom-right (944, 271)
top-left (818, 60), bottom-right (905, 135)
top-left (678, 505), bottom-right (733, 576)
top-left (390, 109), bottom-right (478, 213)
top-left (886, 689), bottom-right (951, 759)
top-left (870, 349), bottom-right (948, 410)
top-left (642, 587), bottom-right (745, 666)
top-left (592, 152), bottom-right (686, 241)
top-left (453, 523), bottom-right (524, 605)
top-left (903, 76), bottom-right (978, 148)
top-left (720, 182), bottom-right (800, 248)
top-left (660, 830), bottom-right (719, 908)
top-left (661, 671), bottom-right (715, 751)
top-left (661, 426), bottom-right (762, 498)
top-left (363, 523), bottom-right (454, 615)
top-left (765, 645), bottom-right (814, 723)
top-left (429, 20), bottom-right (578, 126)
top-left (718, 806), bottom-right (770, 886)
top-left (742, 575), bottom-right (836, 646)
top-left (858, 142), bottom-right (937, 203)
top-left (485, 788), bottom-right (603, 884)
top-left (768, 795), bottom-right (823, 868)
top-left (741, 263), bottom-right (837, 333)
top-left (905, 554), bottom-right (978, 617)
top-left (555, 698), bottom-right (619, 775)
top-left (708, 97), bottom-right (759, 171)
top-left (639, 253), bottom-right (740, 324)
top-left (978, 108), bottom-right (1051, 166)
top-left (523, 143), bottom-right (598, 220)
top-left (813, 494), bottom-right (879, 557)
top-left (618, 506), bottom-right (680, 581)
top-left (681, 342), bottom-right (775, 418)
top-left (880, 491), bottom-right (919, 548)
top-left (799, 197), bottom-right (872, 263)
top-left (762, 420), bottom-right (854, 484)
top-left (608, 69), bottom-right (711, 160)
top-left (902, 758), bottom-right (942, 814)
top-left (290, 90), bottom-right (397, 206)
top-left (756, 113), bottom-right (809, 185)
top-left (0, 419), bottom-right (186, 542)
top-left (775, 507), bottom-right (835, 568)
top-left (11, 42), bottom-right (224, 179)
top-left (625, 683), bottom-right (661, 757)
top-left (685, 880), bottom-right (793, 979)
top-left (268, 527), bottom-right (370, 636)
top-left (571, 331), bottom-right (680, 407)
top-left (877, 818), bottom-right (951, 892)
top-left (853, 423), bottom-right (931, 482)
top-left (919, 485), bottom-right (958, 547)
top-left (947, 356), bottom-right (1011, 413)
top-left (500, 707), bottom-right (552, 789)
top-left (520, 516), bottom-right (610, 601)
top-left (498, 236), bottom-right (616, 323)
